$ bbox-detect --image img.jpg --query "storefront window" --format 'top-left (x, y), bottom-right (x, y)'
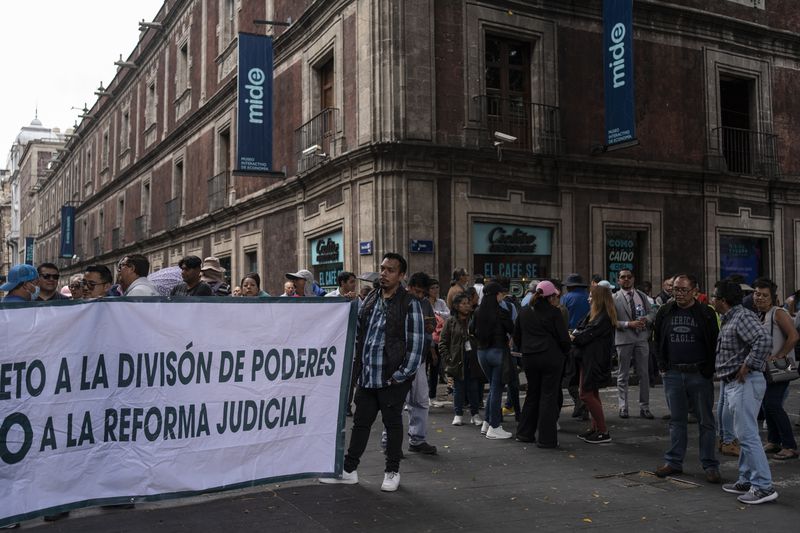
top-left (605, 230), bottom-right (645, 286)
top-left (719, 234), bottom-right (768, 285)
top-left (472, 222), bottom-right (552, 297)
top-left (310, 230), bottom-right (343, 290)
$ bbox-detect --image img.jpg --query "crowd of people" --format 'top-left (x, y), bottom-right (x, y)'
top-left (0, 255), bottom-right (368, 303)
top-left (319, 255), bottom-right (797, 505)
top-left (3, 252), bottom-right (798, 507)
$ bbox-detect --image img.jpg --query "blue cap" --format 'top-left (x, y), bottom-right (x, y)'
top-left (0, 264), bottom-right (39, 292)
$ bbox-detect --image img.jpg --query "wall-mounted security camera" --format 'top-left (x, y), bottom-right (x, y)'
top-left (494, 131), bottom-right (517, 143)
top-left (302, 144), bottom-right (322, 157)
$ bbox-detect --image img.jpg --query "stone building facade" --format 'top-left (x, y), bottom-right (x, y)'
top-left (14, 0), bottom-right (800, 297)
top-left (2, 118), bottom-right (65, 275)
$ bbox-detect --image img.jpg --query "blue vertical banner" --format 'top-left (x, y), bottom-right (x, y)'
top-left (24, 237), bottom-right (35, 265)
top-left (603, 0), bottom-right (637, 148)
top-left (236, 33), bottom-right (273, 173)
top-left (60, 205), bottom-right (76, 258)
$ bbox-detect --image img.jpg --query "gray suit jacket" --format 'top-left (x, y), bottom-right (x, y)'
top-left (613, 289), bottom-right (656, 346)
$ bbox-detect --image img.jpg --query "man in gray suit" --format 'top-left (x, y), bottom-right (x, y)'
top-left (613, 269), bottom-right (657, 419)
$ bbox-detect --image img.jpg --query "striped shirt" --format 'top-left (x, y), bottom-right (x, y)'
top-left (714, 304), bottom-right (772, 379)
top-left (360, 291), bottom-right (426, 388)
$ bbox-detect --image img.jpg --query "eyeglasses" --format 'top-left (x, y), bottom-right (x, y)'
top-left (69, 283), bottom-right (82, 290)
top-left (672, 287), bottom-right (693, 294)
top-left (81, 280), bottom-right (106, 289)
top-left (40, 273), bottom-right (60, 280)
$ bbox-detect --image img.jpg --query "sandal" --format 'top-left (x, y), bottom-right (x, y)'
top-left (763, 442), bottom-right (782, 454)
top-left (773, 448), bottom-right (798, 460)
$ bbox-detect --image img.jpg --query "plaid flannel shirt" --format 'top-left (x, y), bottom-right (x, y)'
top-left (714, 304), bottom-right (772, 379)
top-left (360, 293), bottom-right (426, 388)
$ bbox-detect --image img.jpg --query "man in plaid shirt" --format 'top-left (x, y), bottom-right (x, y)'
top-left (712, 279), bottom-right (776, 505)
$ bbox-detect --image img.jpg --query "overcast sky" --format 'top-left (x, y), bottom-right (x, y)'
top-left (0, 0), bottom-right (165, 164)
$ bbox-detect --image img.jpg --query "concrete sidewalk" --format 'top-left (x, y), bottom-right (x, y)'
top-left (24, 382), bottom-right (800, 532)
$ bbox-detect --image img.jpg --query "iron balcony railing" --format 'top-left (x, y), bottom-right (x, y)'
top-left (134, 215), bottom-right (148, 242)
top-left (208, 171), bottom-right (229, 212)
top-left (711, 126), bottom-right (779, 177)
top-left (473, 95), bottom-right (564, 156)
top-left (166, 197), bottom-right (181, 229)
top-left (295, 107), bottom-right (343, 173)
top-left (111, 227), bottom-right (121, 251)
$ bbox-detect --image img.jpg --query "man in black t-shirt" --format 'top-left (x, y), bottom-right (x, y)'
top-left (171, 256), bottom-right (213, 296)
top-left (653, 274), bottom-right (720, 483)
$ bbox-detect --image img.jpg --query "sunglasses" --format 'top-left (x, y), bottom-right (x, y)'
top-left (81, 280), bottom-right (107, 289)
top-left (40, 273), bottom-right (60, 280)
top-left (117, 262), bottom-right (131, 272)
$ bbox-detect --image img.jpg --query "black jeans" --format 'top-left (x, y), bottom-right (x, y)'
top-left (427, 347), bottom-right (443, 399)
top-left (345, 380), bottom-right (413, 474)
top-left (516, 353), bottom-right (564, 447)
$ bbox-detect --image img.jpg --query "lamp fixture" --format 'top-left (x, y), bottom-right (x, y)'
top-left (114, 54), bottom-right (138, 69)
top-left (77, 103), bottom-right (94, 120)
top-left (139, 20), bottom-right (163, 31)
top-left (95, 82), bottom-right (113, 97)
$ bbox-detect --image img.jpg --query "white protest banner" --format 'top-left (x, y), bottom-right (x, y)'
top-left (0, 298), bottom-right (356, 526)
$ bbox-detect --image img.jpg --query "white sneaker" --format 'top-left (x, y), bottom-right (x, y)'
top-left (431, 400), bottom-right (444, 408)
top-left (470, 414), bottom-right (484, 426)
top-left (480, 421), bottom-right (490, 435)
top-left (452, 415), bottom-right (464, 426)
top-left (486, 425), bottom-right (513, 439)
top-left (319, 470), bottom-right (358, 485)
top-left (381, 471), bottom-right (400, 492)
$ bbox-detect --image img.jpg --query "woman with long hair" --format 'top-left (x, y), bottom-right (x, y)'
top-left (440, 292), bottom-right (483, 427)
top-left (240, 272), bottom-right (271, 297)
top-left (752, 278), bottom-right (799, 460)
top-left (573, 285), bottom-right (618, 444)
top-left (513, 280), bottom-right (572, 448)
top-left (472, 282), bottom-right (515, 439)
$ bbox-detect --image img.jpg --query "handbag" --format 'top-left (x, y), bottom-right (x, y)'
top-left (765, 356), bottom-right (799, 383)
top-left (765, 308), bottom-right (800, 383)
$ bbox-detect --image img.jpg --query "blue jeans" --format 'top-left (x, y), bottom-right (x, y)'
top-left (716, 381), bottom-right (735, 443)
top-left (380, 367), bottom-right (431, 447)
top-left (662, 370), bottom-right (719, 471)
top-left (405, 365), bottom-right (430, 445)
top-left (453, 361), bottom-right (480, 416)
top-left (725, 372), bottom-right (773, 490)
top-left (477, 347), bottom-right (504, 428)
top-left (763, 381), bottom-right (797, 450)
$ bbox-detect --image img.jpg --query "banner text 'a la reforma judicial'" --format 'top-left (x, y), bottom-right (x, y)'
top-left (603, 0), bottom-right (637, 147)
top-left (236, 32), bottom-right (274, 172)
top-left (0, 298), bottom-right (355, 527)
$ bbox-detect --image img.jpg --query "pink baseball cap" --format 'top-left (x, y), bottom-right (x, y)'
top-left (536, 280), bottom-right (560, 297)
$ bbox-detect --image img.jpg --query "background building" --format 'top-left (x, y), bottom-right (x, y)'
top-left (3, 0), bottom-right (798, 297)
top-left (2, 116), bottom-right (65, 273)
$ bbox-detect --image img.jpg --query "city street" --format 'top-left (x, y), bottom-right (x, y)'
top-left (23, 383), bottom-right (800, 532)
